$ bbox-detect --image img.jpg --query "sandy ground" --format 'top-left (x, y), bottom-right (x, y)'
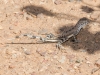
top-left (0, 0), bottom-right (100, 75)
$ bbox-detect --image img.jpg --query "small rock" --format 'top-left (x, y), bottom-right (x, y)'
top-left (21, 47), bottom-right (31, 55)
top-left (54, 0), bottom-right (62, 5)
top-left (86, 61), bottom-right (91, 67)
top-left (90, 11), bottom-right (100, 20)
top-left (15, 35), bottom-right (20, 38)
top-left (95, 58), bottom-right (100, 67)
top-left (53, 55), bottom-right (58, 59)
top-left (24, 51), bottom-right (31, 55)
top-left (0, 25), bottom-right (3, 30)
top-left (9, 27), bottom-right (14, 30)
top-left (58, 56), bottom-right (66, 63)
top-left (40, 0), bottom-right (46, 4)
top-left (13, 30), bottom-right (20, 34)
top-left (86, 61), bottom-right (91, 64)
top-left (48, 49), bottom-right (54, 54)
top-left (37, 13), bottom-right (45, 19)
top-left (74, 63), bottom-right (81, 69)
top-left (67, 54), bottom-right (75, 62)
top-left (9, 65), bottom-right (15, 69)
top-left (36, 49), bottom-right (46, 56)
top-left (75, 59), bottom-right (81, 63)
top-left (67, 68), bottom-right (75, 72)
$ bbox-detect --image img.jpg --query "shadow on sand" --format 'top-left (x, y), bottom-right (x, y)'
top-left (21, 5), bottom-right (79, 20)
top-left (58, 24), bottom-right (100, 54)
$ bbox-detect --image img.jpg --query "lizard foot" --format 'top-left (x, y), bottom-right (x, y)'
top-left (56, 43), bottom-right (66, 50)
top-left (45, 33), bottom-right (56, 40)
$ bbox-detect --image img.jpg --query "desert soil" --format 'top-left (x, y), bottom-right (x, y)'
top-left (0, 0), bottom-right (100, 75)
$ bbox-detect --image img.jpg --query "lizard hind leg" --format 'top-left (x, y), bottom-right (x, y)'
top-left (56, 41), bottom-right (66, 50)
top-left (45, 33), bottom-right (57, 40)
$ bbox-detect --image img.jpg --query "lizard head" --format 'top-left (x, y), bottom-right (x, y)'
top-left (80, 17), bottom-right (90, 24)
top-left (76, 17), bottom-right (90, 30)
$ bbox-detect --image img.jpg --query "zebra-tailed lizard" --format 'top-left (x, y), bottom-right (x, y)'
top-left (17, 17), bottom-right (90, 49)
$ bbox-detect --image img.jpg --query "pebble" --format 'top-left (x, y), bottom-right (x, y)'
top-left (53, 55), bottom-right (58, 59)
top-left (37, 13), bottom-right (45, 19)
top-left (67, 68), bottom-right (75, 72)
top-left (21, 47), bottom-right (31, 55)
top-left (36, 49), bottom-right (46, 56)
top-left (9, 27), bottom-right (14, 30)
top-left (74, 63), bottom-right (81, 69)
top-left (90, 11), bottom-right (100, 20)
top-left (13, 30), bottom-right (20, 34)
top-left (58, 56), bottom-right (66, 63)
top-left (37, 51), bottom-right (46, 56)
top-left (9, 65), bottom-right (15, 69)
top-left (75, 59), bottom-right (81, 63)
top-left (0, 25), bottom-right (3, 30)
top-left (86, 61), bottom-right (91, 64)
top-left (24, 51), bottom-right (31, 55)
top-left (54, 0), bottom-right (62, 5)
top-left (40, 0), bottom-right (47, 4)
top-left (15, 35), bottom-right (20, 38)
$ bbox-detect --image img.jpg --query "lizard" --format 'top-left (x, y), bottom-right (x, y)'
top-left (15, 17), bottom-right (90, 49)
top-left (39, 17), bottom-right (90, 49)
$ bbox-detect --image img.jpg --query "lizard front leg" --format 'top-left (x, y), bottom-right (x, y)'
top-left (71, 36), bottom-right (77, 42)
top-left (71, 36), bottom-right (80, 43)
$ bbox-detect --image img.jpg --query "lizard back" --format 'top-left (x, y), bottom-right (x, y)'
top-left (58, 17), bottom-right (90, 43)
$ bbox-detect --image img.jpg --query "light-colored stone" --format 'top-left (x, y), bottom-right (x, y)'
top-left (0, 25), bottom-right (3, 30)
top-left (58, 55), bottom-right (66, 63)
top-left (90, 11), bottom-right (100, 20)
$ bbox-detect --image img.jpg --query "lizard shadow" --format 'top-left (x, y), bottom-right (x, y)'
top-left (58, 25), bottom-right (100, 54)
top-left (20, 5), bottom-right (79, 20)
top-left (80, 6), bottom-right (94, 13)
top-left (21, 5), bottom-right (100, 24)
top-left (80, 5), bottom-right (100, 14)
top-left (21, 5), bottom-right (54, 17)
